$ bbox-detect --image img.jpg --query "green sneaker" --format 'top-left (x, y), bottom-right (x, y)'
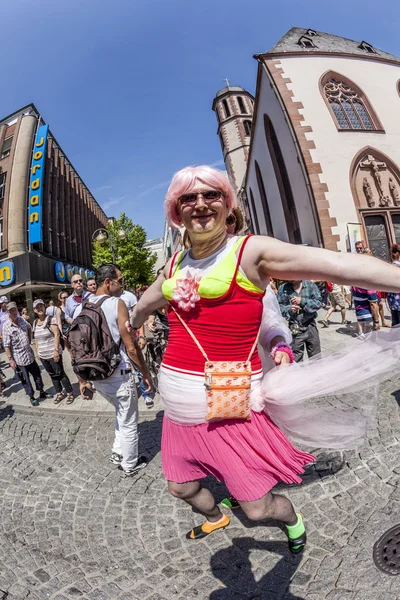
top-left (220, 496), bottom-right (240, 509)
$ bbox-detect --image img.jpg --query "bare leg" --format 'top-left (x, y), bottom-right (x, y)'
top-left (324, 306), bottom-right (335, 321)
top-left (239, 491), bottom-right (297, 526)
top-left (168, 480), bottom-right (222, 522)
top-left (341, 307), bottom-right (347, 323)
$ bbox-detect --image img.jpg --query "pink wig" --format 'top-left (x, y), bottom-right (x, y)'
top-left (165, 165), bottom-right (237, 228)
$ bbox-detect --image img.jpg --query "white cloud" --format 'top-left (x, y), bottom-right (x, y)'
top-left (94, 185), bottom-right (112, 192)
top-left (135, 180), bottom-right (170, 200)
top-left (209, 159), bottom-right (225, 167)
top-left (103, 196), bottom-right (124, 210)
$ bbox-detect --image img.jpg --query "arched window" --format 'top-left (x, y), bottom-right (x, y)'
top-left (248, 188), bottom-right (260, 235)
top-left (320, 71), bottom-right (382, 131)
top-left (255, 161), bottom-right (273, 237)
top-left (222, 99), bottom-right (230, 118)
top-left (264, 115), bottom-right (301, 243)
top-left (238, 97), bottom-right (247, 114)
top-left (243, 120), bottom-right (252, 137)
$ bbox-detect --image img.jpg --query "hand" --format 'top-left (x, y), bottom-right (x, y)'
top-left (9, 359), bottom-right (16, 370)
top-left (138, 337), bottom-right (146, 349)
top-left (291, 305), bottom-right (301, 314)
top-left (142, 373), bottom-right (154, 394)
top-left (79, 381), bottom-right (95, 399)
top-left (290, 296), bottom-right (301, 306)
top-left (54, 350), bottom-right (60, 362)
top-left (125, 320), bottom-right (134, 333)
top-left (147, 322), bottom-right (157, 333)
top-left (273, 351), bottom-right (291, 367)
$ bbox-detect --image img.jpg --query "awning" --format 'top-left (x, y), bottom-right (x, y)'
top-left (0, 281), bottom-right (70, 295)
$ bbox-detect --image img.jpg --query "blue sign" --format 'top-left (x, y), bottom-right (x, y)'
top-left (28, 124), bottom-right (49, 244)
top-left (55, 262), bottom-right (65, 282)
top-left (0, 261), bottom-right (15, 287)
top-left (55, 262), bottom-right (94, 283)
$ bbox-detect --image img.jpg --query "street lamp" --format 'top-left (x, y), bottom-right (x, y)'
top-left (92, 228), bottom-right (126, 263)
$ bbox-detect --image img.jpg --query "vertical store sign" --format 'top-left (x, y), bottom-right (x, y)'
top-left (28, 124), bottom-right (49, 244)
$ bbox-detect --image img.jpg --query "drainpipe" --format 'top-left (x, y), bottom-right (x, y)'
top-left (254, 55), bottom-right (324, 248)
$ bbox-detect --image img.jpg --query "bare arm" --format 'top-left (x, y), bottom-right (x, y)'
top-left (242, 236), bottom-right (400, 293)
top-left (131, 265), bottom-right (169, 328)
top-left (118, 300), bottom-right (152, 382)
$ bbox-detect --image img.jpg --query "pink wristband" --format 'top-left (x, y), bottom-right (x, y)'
top-left (271, 342), bottom-right (295, 364)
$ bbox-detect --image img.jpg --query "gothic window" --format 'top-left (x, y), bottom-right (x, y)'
top-left (306, 29), bottom-right (317, 37)
top-left (243, 120), bottom-right (252, 137)
top-left (248, 188), bottom-right (260, 234)
top-left (298, 36), bottom-right (316, 49)
top-left (238, 97), bottom-right (247, 114)
top-left (222, 99), bottom-right (231, 118)
top-left (264, 115), bottom-right (301, 243)
top-left (255, 161), bottom-right (273, 237)
top-left (322, 74), bottom-right (380, 131)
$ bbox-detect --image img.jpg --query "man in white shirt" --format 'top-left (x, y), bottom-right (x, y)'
top-left (120, 289), bottom-right (137, 316)
top-left (74, 264), bottom-right (152, 476)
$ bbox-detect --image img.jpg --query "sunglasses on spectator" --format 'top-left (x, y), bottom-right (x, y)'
top-left (72, 278), bottom-right (83, 283)
top-left (178, 190), bottom-right (223, 206)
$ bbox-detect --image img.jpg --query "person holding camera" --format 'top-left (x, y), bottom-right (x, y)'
top-left (277, 280), bottom-right (322, 362)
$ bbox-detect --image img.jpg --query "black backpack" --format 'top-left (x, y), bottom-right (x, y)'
top-left (68, 296), bottom-right (121, 381)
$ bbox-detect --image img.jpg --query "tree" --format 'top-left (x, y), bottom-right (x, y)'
top-left (92, 213), bottom-right (157, 289)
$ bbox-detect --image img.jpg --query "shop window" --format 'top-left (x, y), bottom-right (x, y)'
top-left (1, 137), bottom-right (12, 159)
top-left (0, 172), bottom-right (6, 201)
top-left (321, 72), bottom-right (382, 131)
top-left (238, 97), bottom-right (247, 114)
top-left (243, 120), bottom-right (252, 137)
top-left (222, 99), bottom-right (231, 118)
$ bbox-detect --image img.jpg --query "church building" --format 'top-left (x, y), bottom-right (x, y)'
top-left (215, 28), bottom-right (400, 260)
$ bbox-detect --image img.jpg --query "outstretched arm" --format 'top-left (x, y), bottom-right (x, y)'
top-left (131, 264), bottom-right (169, 328)
top-left (242, 236), bottom-right (400, 293)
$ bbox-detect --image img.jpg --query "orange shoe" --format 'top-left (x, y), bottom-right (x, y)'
top-left (186, 514), bottom-right (230, 540)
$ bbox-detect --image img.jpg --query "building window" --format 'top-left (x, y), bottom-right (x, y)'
top-left (243, 120), bottom-right (252, 137)
top-left (264, 115), bottom-right (301, 243)
top-left (0, 217), bottom-right (3, 250)
top-left (222, 99), bottom-right (231, 118)
top-left (254, 161), bottom-right (273, 237)
top-left (364, 215), bottom-right (390, 262)
top-left (322, 73), bottom-right (381, 131)
top-left (238, 97), bottom-right (247, 114)
top-left (0, 173), bottom-right (6, 201)
top-left (298, 35), bottom-right (316, 49)
top-left (248, 188), bottom-right (260, 235)
top-left (358, 41), bottom-right (376, 54)
top-left (306, 29), bottom-right (317, 37)
top-left (1, 137), bottom-right (12, 159)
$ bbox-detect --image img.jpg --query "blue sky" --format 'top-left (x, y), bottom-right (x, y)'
top-left (3, 0), bottom-right (400, 239)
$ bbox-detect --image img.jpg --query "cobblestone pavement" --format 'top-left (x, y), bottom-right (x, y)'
top-left (1, 309), bottom-right (400, 599)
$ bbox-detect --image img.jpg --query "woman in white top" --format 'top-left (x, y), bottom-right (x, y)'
top-left (33, 299), bottom-right (74, 405)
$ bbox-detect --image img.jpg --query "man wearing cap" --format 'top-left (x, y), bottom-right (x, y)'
top-left (3, 302), bottom-right (48, 406)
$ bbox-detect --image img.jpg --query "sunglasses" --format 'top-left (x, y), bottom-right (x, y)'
top-left (178, 190), bottom-right (223, 206)
top-left (112, 278), bottom-right (124, 286)
top-left (72, 279), bottom-right (83, 284)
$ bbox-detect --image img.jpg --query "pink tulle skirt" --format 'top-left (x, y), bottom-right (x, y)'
top-left (161, 411), bottom-right (315, 502)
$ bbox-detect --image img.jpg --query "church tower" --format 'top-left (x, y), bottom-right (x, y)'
top-left (212, 84), bottom-right (254, 195)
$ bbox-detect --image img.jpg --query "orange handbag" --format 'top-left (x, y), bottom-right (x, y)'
top-left (170, 306), bottom-right (260, 422)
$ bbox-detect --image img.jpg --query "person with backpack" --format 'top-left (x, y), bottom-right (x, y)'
top-left (33, 300), bottom-right (75, 405)
top-left (70, 263), bottom-right (153, 477)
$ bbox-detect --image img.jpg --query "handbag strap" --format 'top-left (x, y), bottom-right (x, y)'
top-left (170, 304), bottom-right (260, 364)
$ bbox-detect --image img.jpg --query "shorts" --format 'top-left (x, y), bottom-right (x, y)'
top-left (329, 291), bottom-right (346, 310)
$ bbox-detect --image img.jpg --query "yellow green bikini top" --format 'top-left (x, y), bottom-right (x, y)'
top-left (162, 236), bottom-right (263, 301)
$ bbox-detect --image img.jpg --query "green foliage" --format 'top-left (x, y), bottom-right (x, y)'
top-left (92, 213), bottom-right (157, 289)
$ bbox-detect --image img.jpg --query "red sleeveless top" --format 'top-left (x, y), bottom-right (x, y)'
top-left (162, 236), bottom-right (264, 376)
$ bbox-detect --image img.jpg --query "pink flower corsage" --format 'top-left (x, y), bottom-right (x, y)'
top-left (270, 342), bottom-right (295, 364)
top-left (172, 269), bottom-right (202, 311)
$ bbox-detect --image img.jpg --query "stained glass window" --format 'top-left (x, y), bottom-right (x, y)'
top-left (324, 78), bottom-right (376, 130)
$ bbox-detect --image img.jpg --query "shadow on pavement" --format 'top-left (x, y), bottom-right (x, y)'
top-left (137, 411), bottom-right (163, 462)
top-left (391, 389), bottom-right (400, 406)
top-left (0, 402), bottom-right (14, 422)
top-left (209, 538), bottom-right (304, 600)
